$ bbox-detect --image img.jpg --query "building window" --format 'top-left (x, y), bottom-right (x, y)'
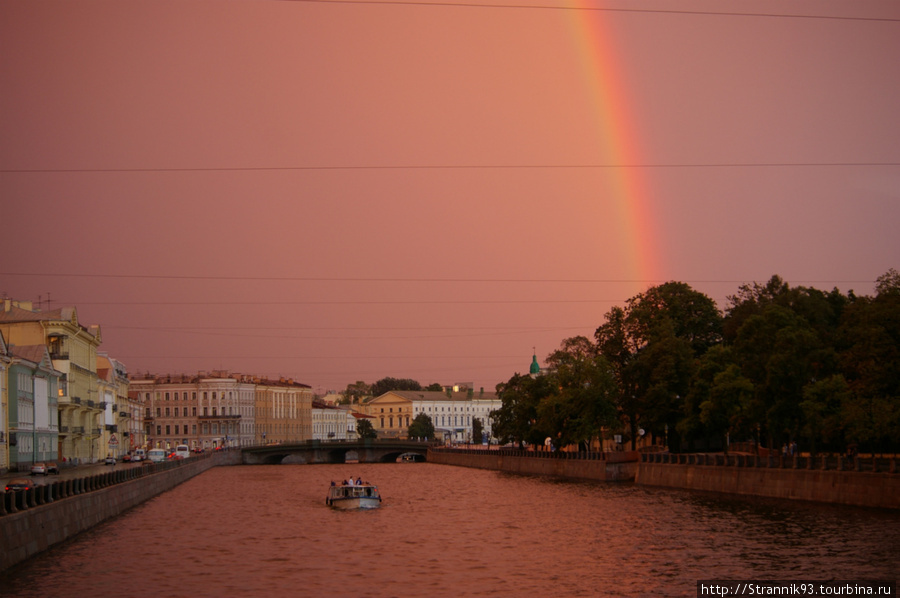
top-left (166, 425), bottom-right (171, 435)
top-left (175, 425), bottom-right (179, 434)
top-left (156, 425), bottom-right (161, 435)
top-left (213, 407), bottom-right (217, 416)
top-left (165, 392), bottom-right (170, 401)
top-left (192, 392), bottom-right (197, 400)
top-left (165, 408), bottom-right (170, 416)
top-left (192, 425), bottom-right (197, 434)
top-left (192, 407), bottom-right (197, 416)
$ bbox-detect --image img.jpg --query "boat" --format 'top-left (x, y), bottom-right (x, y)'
top-left (326, 483), bottom-right (382, 509)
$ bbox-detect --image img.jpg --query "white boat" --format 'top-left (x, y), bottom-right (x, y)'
top-left (326, 483), bottom-right (382, 509)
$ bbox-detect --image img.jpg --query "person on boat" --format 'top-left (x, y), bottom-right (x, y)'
top-left (331, 480), bottom-right (336, 486)
top-left (356, 477), bottom-right (362, 486)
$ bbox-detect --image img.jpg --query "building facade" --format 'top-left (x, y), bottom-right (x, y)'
top-left (0, 300), bottom-right (104, 463)
top-left (311, 401), bottom-right (357, 441)
top-left (130, 372), bottom-right (311, 451)
top-left (364, 388), bottom-right (500, 443)
top-left (254, 378), bottom-right (313, 444)
top-left (7, 344), bottom-right (61, 471)
top-left (0, 332), bottom-right (9, 473)
top-left (97, 353), bottom-right (136, 459)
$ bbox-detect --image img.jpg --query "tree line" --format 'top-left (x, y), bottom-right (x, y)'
top-left (490, 270), bottom-right (900, 456)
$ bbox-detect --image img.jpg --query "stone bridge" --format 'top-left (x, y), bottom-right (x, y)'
top-left (241, 440), bottom-right (434, 465)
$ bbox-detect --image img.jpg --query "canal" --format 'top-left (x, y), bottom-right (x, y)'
top-left (2, 463), bottom-right (898, 596)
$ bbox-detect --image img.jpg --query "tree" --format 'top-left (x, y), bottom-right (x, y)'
top-left (472, 417), bottom-right (484, 445)
top-left (424, 383), bottom-right (444, 391)
top-left (545, 336), bottom-right (619, 450)
top-left (408, 413), bottom-right (435, 440)
top-left (342, 381), bottom-right (371, 405)
top-left (800, 375), bottom-right (849, 455)
top-left (356, 419), bottom-right (377, 439)
top-left (700, 364), bottom-right (755, 454)
top-left (595, 283), bottom-right (722, 450)
top-left (491, 373), bottom-right (556, 447)
top-left (371, 377), bottom-right (422, 397)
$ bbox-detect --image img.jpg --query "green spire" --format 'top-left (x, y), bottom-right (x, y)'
top-left (530, 351), bottom-right (540, 375)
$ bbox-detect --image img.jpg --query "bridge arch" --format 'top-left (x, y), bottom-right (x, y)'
top-left (241, 440), bottom-right (434, 465)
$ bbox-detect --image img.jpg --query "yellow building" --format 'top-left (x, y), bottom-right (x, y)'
top-left (0, 300), bottom-right (104, 463)
top-left (254, 377), bottom-right (313, 444)
top-left (362, 392), bottom-right (414, 439)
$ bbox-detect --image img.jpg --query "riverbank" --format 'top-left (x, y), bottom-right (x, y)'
top-left (428, 448), bottom-right (900, 509)
top-left (636, 452), bottom-right (900, 509)
top-left (428, 446), bottom-right (639, 481)
top-left (0, 450), bottom-right (241, 574)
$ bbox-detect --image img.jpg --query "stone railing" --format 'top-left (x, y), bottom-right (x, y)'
top-left (641, 452), bottom-right (898, 473)
top-left (0, 451), bottom-right (223, 517)
top-left (431, 446), bottom-right (638, 463)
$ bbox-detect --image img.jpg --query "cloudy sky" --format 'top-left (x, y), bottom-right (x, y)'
top-left (2, 0), bottom-right (898, 393)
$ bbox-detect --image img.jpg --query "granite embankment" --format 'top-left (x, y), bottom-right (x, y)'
top-left (636, 452), bottom-right (900, 509)
top-left (429, 448), bottom-right (899, 509)
top-left (428, 447), bottom-right (639, 481)
top-left (0, 450), bottom-right (241, 573)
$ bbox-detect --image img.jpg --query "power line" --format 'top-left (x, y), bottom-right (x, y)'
top-left (0, 272), bottom-right (878, 285)
top-left (2, 162), bottom-right (899, 174)
top-left (47, 299), bottom-right (627, 306)
top-left (271, 0), bottom-right (900, 24)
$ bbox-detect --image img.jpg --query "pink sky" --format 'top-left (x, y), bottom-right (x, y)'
top-left (2, 0), bottom-right (898, 393)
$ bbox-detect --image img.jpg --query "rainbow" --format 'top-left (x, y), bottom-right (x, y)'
top-left (566, 5), bottom-right (662, 286)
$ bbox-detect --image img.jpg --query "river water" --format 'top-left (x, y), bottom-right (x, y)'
top-left (2, 463), bottom-right (898, 597)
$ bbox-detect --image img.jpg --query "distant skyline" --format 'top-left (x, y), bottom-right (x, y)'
top-left (2, 0), bottom-right (898, 392)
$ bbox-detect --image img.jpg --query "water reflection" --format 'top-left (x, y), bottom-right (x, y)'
top-left (2, 463), bottom-right (898, 597)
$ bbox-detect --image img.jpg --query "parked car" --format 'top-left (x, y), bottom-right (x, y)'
top-left (147, 448), bottom-right (167, 463)
top-left (30, 462), bottom-right (48, 476)
top-left (174, 445), bottom-right (191, 460)
top-left (4, 478), bottom-right (34, 492)
top-left (104, 456), bottom-right (117, 465)
top-left (122, 453), bottom-right (132, 462)
top-left (133, 449), bottom-right (146, 462)
top-left (45, 462), bottom-right (59, 474)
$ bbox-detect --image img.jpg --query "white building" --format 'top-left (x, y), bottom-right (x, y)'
top-left (312, 401), bottom-right (357, 440)
top-left (369, 389), bottom-right (500, 444)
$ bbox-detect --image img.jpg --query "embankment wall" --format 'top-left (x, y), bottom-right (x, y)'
top-left (0, 451), bottom-right (241, 573)
top-left (428, 448), bottom-right (638, 482)
top-left (635, 460), bottom-right (900, 509)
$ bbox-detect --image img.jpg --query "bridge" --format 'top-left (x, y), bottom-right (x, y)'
top-left (241, 439), bottom-right (434, 465)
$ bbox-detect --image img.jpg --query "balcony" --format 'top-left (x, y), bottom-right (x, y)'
top-left (73, 397), bottom-right (82, 405)
top-left (199, 414), bottom-right (242, 421)
top-left (106, 424), bottom-right (118, 432)
top-left (119, 411), bottom-right (130, 418)
top-left (87, 399), bottom-right (95, 408)
top-left (73, 426), bottom-right (85, 434)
